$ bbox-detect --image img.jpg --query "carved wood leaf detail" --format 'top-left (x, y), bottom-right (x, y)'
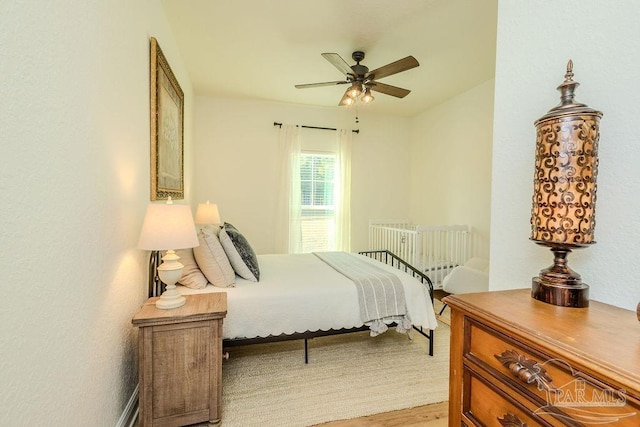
top-left (495, 349), bottom-right (559, 393)
top-left (498, 412), bottom-right (528, 427)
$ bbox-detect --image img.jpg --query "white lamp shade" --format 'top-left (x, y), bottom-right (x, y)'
top-left (195, 202), bottom-right (221, 225)
top-left (137, 203), bottom-right (199, 250)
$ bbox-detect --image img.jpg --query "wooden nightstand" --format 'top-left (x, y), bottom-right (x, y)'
top-left (132, 293), bottom-right (227, 427)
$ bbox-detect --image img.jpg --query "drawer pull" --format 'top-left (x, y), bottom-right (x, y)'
top-left (498, 413), bottom-right (527, 426)
top-left (495, 349), bottom-right (558, 393)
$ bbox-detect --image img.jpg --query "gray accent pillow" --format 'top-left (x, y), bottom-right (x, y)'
top-left (219, 222), bottom-right (260, 282)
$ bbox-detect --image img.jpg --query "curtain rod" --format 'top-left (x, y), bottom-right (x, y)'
top-left (273, 122), bottom-right (359, 134)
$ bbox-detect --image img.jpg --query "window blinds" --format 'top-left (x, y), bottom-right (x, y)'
top-left (300, 153), bottom-right (336, 252)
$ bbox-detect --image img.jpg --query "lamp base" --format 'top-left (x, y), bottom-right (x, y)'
top-left (531, 244), bottom-right (589, 308)
top-left (156, 250), bottom-right (186, 310)
top-left (531, 276), bottom-right (589, 308)
top-left (156, 286), bottom-right (186, 309)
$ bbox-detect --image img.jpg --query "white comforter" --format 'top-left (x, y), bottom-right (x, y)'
top-left (178, 252), bottom-right (438, 340)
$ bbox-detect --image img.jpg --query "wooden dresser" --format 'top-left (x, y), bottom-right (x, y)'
top-left (132, 293), bottom-right (227, 427)
top-left (445, 289), bottom-right (640, 426)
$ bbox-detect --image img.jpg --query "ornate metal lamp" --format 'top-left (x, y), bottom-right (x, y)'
top-left (530, 60), bottom-right (603, 308)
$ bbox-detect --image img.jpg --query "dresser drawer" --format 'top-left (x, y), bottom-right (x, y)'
top-left (464, 317), bottom-right (640, 426)
top-left (464, 366), bottom-right (559, 426)
top-left (445, 290), bottom-right (640, 427)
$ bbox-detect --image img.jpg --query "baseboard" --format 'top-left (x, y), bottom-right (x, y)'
top-left (116, 384), bottom-right (139, 427)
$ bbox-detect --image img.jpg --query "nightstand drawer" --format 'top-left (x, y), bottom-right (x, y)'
top-left (465, 317), bottom-right (640, 426)
top-left (147, 321), bottom-right (212, 420)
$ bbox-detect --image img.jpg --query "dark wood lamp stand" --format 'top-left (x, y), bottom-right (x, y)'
top-left (531, 243), bottom-right (589, 308)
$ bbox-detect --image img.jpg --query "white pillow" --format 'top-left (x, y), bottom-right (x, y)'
top-left (193, 228), bottom-right (235, 287)
top-left (176, 248), bottom-right (208, 289)
top-left (219, 223), bottom-right (259, 282)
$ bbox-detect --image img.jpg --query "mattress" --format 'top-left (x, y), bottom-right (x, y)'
top-left (178, 252), bottom-right (438, 340)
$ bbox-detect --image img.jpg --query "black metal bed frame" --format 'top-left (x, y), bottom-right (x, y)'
top-left (223, 250), bottom-right (435, 363)
top-left (148, 249), bottom-right (436, 363)
top-left (148, 250), bottom-right (163, 299)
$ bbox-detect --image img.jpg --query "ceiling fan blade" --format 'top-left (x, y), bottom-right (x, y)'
top-left (295, 80), bottom-right (350, 89)
top-left (365, 56), bottom-right (419, 81)
top-left (321, 53), bottom-right (354, 76)
top-left (369, 82), bottom-right (411, 98)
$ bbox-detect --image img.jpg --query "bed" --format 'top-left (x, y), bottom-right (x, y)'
top-left (148, 224), bottom-right (438, 362)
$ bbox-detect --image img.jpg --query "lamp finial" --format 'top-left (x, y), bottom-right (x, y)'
top-left (564, 59), bottom-right (574, 82)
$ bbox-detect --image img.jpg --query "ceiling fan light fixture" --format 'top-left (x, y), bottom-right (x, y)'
top-left (347, 82), bottom-right (362, 99)
top-left (362, 87), bottom-right (375, 103)
top-left (340, 91), bottom-right (355, 106)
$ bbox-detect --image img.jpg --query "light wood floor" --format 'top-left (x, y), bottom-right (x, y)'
top-left (315, 401), bottom-right (448, 426)
top-left (186, 401), bottom-right (449, 427)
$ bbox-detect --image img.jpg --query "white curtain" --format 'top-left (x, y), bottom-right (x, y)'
top-left (335, 129), bottom-right (352, 252)
top-left (275, 124), bottom-right (302, 253)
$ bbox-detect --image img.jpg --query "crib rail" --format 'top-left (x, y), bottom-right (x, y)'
top-left (368, 220), bottom-right (472, 288)
top-left (368, 221), bottom-right (419, 266)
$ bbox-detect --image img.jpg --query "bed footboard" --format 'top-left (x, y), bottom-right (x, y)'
top-left (358, 249), bottom-right (435, 356)
top-left (358, 250), bottom-right (434, 299)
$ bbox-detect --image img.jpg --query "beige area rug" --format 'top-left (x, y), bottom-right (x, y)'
top-left (433, 296), bottom-right (451, 326)
top-left (219, 320), bottom-right (450, 426)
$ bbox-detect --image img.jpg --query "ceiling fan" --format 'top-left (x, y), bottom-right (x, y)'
top-left (295, 51), bottom-right (419, 106)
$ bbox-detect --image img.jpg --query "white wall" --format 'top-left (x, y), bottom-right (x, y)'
top-left (0, 1), bottom-right (194, 424)
top-left (409, 80), bottom-right (494, 259)
top-left (491, 0), bottom-right (640, 310)
top-left (194, 97), bottom-right (412, 254)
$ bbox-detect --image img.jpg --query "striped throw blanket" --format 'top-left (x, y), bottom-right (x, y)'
top-left (314, 252), bottom-right (412, 336)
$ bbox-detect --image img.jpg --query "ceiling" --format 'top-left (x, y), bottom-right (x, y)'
top-left (161, 0), bottom-right (498, 117)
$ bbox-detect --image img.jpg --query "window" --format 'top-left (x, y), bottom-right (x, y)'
top-left (300, 152), bottom-right (336, 252)
top-left (276, 124), bottom-right (351, 254)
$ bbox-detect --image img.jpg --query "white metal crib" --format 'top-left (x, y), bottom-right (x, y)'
top-left (368, 220), bottom-right (472, 288)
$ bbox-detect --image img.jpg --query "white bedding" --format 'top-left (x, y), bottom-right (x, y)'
top-left (177, 252), bottom-right (438, 340)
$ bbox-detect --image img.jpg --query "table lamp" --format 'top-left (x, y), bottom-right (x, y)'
top-left (194, 200), bottom-right (221, 226)
top-left (138, 197), bottom-right (199, 309)
top-left (530, 60), bottom-right (602, 308)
